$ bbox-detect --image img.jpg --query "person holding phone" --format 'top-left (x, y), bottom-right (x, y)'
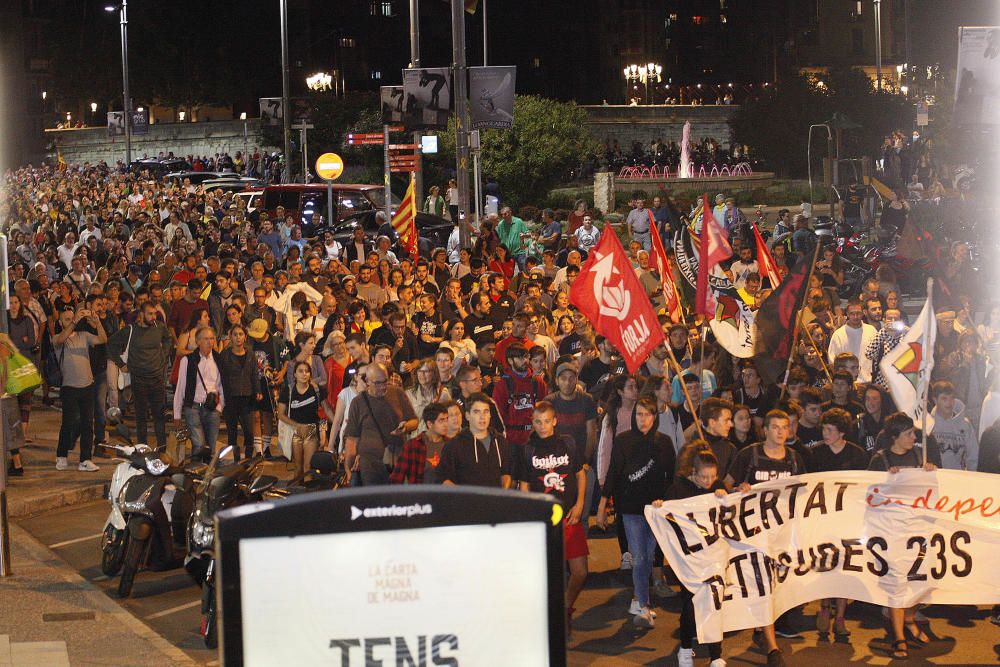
top-left (52, 304), bottom-right (107, 471)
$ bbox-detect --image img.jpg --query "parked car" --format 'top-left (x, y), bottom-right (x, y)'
top-left (164, 171), bottom-right (230, 185)
top-left (234, 190), bottom-right (262, 214)
top-left (261, 184), bottom-right (453, 249)
top-left (200, 177), bottom-right (263, 193)
top-left (129, 158), bottom-right (191, 178)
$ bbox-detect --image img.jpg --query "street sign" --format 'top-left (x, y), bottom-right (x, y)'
top-left (315, 152), bottom-right (344, 181)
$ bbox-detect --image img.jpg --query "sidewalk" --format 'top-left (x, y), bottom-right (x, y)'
top-left (5, 406), bottom-right (113, 519)
top-left (0, 523), bottom-right (195, 666)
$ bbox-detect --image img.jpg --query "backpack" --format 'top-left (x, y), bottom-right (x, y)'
top-left (502, 374), bottom-right (541, 408)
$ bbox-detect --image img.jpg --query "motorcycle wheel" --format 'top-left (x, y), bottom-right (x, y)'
top-left (201, 584), bottom-right (217, 649)
top-left (100, 525), bottom-right (128, 577)
top-left (118, 534), bottom-right (147, 598)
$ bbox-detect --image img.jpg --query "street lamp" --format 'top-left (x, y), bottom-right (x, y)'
top-left (90, 102), bottom-right (97, 126)
top-left (623, 63), bottom-right (662, 104)
top-left (306, 72), bottom-right (333, 91)
top-left (105, 1), bottom-right (132, 164)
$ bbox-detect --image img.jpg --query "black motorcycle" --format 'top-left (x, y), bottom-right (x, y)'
top-left (185, 446), bottom-right (278, 648)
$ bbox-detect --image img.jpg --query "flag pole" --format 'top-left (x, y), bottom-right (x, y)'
top-left (921, 277), bottom-right (933, 467)
top-left (800, 318), bottom-right (834, 384)
top-left (778, 240), bottom-right (822, 400)
top-left (664, 343), bottom-right (706, 442)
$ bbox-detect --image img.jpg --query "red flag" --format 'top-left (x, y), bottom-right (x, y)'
top-left (695, 194), bottom-right (732, 317)
top-left (649, 219), bottom-right (684, 323)
top-left (752, 222), bottom-right (782, 289)
top-left (569, 231), bottom-right (665, 373)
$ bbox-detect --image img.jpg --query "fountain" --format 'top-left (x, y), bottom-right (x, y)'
top-left (679, 120), bottom-right (692, 178)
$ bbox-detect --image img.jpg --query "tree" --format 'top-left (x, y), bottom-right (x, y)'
top-left (731, 69), bottom-right (911, 178)
top-left (430, 95), bottom-right (601, 208)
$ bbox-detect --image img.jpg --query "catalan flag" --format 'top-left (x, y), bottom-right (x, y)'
top-left (391, 176), bottom-right (419, 260)
top-left (57, 149), bottom-right (67, 172)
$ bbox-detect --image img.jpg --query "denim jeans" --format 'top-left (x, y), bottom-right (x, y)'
top-left (58, 384), bottom-right (95, 462)
top-left (185, 405), bottom-right (221, 459)
top-left (622, 513), bottom-right (657, 607)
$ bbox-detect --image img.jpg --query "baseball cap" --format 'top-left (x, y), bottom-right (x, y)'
top-left (555, 361), bottom-right (578, 378)
top-left (247, 318), bottom-right (269, 340)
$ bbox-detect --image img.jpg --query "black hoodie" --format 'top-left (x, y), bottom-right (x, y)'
top-left (602, 428), bottom-right (675, 515)
top-left (438, 429), bottom-right (511, 488)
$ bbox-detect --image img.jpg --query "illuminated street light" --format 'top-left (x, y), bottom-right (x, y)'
top-left (41, 91), bottom-right (47, 100)
top-left (306, 72), bottom-right (333, 91)
top-left (178, 111), bottom-right (186, 121)
top-left (90, 102), bottom-right (97, 113)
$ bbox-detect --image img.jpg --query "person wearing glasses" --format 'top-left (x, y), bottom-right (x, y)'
top-left (343, 363), bottom-right (418, 486)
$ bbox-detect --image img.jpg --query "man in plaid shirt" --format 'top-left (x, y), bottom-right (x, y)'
top-left (390, 402), bottom-right (451, 485)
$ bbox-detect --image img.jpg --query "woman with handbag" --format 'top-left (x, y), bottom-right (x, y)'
top-left (0, 332), bottom-right (31, 477)
top-left (277, 361), bottom-right (327, 480)
top-left (8, 294), bottom-right (37, 446)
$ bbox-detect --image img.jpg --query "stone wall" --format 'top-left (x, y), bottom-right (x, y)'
top-left (45, 119), bottom-right (278, 166)
top-left (581, 104), bottom-right (737, 150)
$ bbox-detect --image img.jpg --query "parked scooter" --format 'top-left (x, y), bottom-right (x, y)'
top-left (186, 446), bottom-right (278, 648)
top-left (105, 409), bottom-right (199, 598)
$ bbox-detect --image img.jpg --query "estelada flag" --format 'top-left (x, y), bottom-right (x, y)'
top-left (649, 218), bottom-right (684, 323)
top-left (695, 194), bottom-right (732, 317)
top-left (751, 248), bottom-right (813, 385)
top-left (391, 175), bottom-right (419, 260)
top-left (752, 222), bottom-right (782, 289)
top-left (570, 230), bottom-right (665, 374)
top-left (879, 281), bottom-right (936, 432)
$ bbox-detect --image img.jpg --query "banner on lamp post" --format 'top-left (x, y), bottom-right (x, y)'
top-left (469, 66), bottom-right (516, 130)
top-left (402, 68), bottom-right (452, 131)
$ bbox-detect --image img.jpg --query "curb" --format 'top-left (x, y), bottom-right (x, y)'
top-left (7, 482), bottom-right (109, 519)
top-left (8, 523), bottom-right (198, 666)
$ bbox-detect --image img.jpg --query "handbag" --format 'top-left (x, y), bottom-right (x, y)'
top-left (118, 325), bottom-right (134, 391)
top-left (43, 345), bottom-right (65, 388)
top-left (6, 351), bottom-right (42, 396)
top-left (362, 393), bottom-right (403, 467)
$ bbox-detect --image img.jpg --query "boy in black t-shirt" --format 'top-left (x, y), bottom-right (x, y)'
top-left (516, 401), bottom-right (587, 632)
top-left (723, 409), bottom-right (805, 666)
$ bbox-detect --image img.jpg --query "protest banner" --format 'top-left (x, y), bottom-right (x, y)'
top-left (646, 469), bottom-right (1000, 643)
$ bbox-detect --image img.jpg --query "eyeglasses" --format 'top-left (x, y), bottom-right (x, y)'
top-left (368, 379), bottom-right (388, 387)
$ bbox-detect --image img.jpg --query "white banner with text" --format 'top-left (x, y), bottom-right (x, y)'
top-left (646, 470), bottom-right (1000, 643)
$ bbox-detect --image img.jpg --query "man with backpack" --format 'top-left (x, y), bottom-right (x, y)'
top-left (492, 343), bottom-right (547, 449)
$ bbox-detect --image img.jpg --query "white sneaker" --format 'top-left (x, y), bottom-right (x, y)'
top-left (78, 460), bottom-right (100, 472)
top-left (676, 648), bottom-right (695, 667)
top-left (55, 457), bottom-right (68, 471)
top-left (628, 599), bottom-right (656, 617)
top-left (620, 552), bottom-right (633, 570)
top-left (709, 659), bottom-right (727, 667)
top-left (632, 606), bottom-right (655, 628)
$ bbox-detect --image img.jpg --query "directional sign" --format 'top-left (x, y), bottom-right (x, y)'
top-left (315, 152), bottom-right (344, 181)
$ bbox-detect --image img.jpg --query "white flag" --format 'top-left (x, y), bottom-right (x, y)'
top-left (879, 284), bottom-right (936, 432)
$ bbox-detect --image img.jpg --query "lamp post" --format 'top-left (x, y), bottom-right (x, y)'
top-left (623, 63), bottom-right (662, 104)
top-left (280, 0), bottom-right (292, 183)
top-left (873, 0), bottom-right (883, 91)
top-left (90, 102), bottom-right (97, 126)
top-left (105, 1), bottom-right (131, 164)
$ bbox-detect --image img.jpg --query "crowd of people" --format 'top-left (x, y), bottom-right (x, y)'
top-left (1, 157), bottom-right (997, 666)
top-left (603, 136), bottom-right (753, 174)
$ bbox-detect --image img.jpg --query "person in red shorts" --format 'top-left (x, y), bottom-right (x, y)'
top-left (515, 401), bottom-right (587, 633)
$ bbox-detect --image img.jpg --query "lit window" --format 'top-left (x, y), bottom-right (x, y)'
top-left (669, 13), bottom-right (678, 21)
top-left (339, 38), bottom-right (355, 48)
top-left (692, 15), bottom-right (705, 25)
top-left (371, 70), bottom-right (382, 80)
top-left (720, 14), bottom-right (727, 23)
top-left (382, 1), bottom-right (393, 16)
top-left (533, 57), bottom-right (540, 68)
